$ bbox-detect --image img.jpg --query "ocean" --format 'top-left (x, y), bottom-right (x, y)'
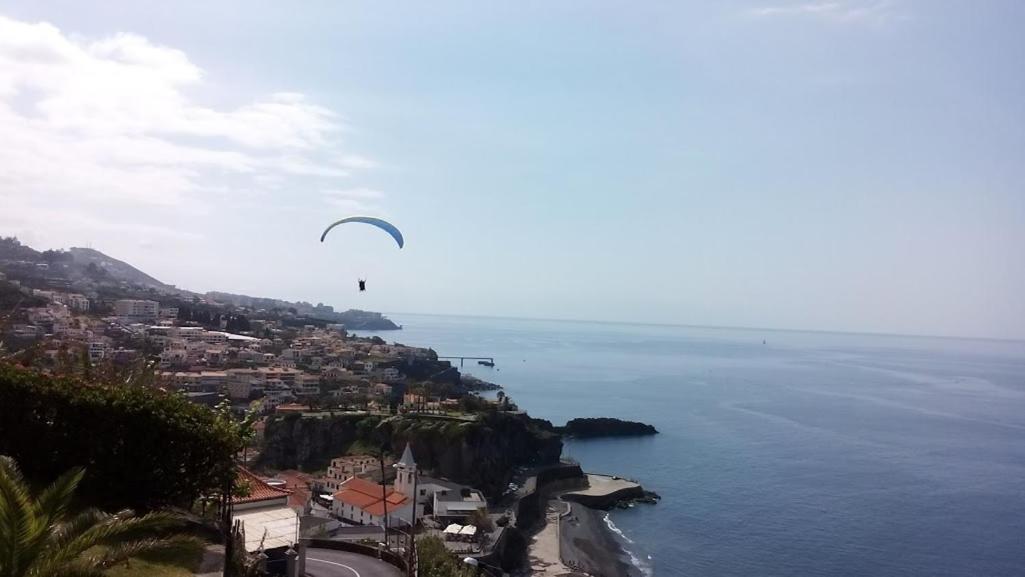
top-left (355, 314), bottom-right (1025, 576)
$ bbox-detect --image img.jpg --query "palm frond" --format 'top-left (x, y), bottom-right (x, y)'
top-left (32, 467), bottom-right (84, 527)
top-left (55, 510), bottom-right (182, 563)
top-left (0, 455), bottom-right (39, 577)
top-left (46, 508), bottom-right (107, 550)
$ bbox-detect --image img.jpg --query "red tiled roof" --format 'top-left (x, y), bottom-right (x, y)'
top-left (365, 496), bottom-right (408, 517)
top-left (232, 467), bottom-right (292, 505)
top-left (332, 476), bottom-right (409, 516)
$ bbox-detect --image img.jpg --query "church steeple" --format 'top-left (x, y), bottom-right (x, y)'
top-left (394, 443), bottom-right (417, 496)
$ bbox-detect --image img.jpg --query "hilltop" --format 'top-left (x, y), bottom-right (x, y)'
top-left (67, 247), bottom-right (172, 291)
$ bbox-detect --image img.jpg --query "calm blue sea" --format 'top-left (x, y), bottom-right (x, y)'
top-left (355, 315), bottom-right (1025, 577)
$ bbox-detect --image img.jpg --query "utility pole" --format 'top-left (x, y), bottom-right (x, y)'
top-left (408, 469), bottom-right (419, 573)
top-left (379, 445), bottom-right (389, 547)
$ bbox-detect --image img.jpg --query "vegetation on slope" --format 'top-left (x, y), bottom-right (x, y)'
top-left (0, 362), bottom-right (247, 511)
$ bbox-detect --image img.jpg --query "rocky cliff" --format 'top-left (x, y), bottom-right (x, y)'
top-left (258, 411), bottom-right (561, 497)
top-left (557, 417), bottom-right (658, 438)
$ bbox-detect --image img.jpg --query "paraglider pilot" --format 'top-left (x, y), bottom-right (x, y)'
top-left (358, 279), bottom-right (366, 292)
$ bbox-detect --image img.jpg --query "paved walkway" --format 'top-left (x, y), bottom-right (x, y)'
top-left (193, 544), bottom-right (224, 577)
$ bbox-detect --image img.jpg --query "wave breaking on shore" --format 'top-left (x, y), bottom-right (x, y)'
top-left (603, 512), bottom-right (653, 577)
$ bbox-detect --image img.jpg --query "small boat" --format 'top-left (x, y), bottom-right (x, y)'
top-left (477, 360), bottom-right (495, 367)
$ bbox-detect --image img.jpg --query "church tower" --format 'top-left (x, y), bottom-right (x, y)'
top-left (394, 442), bottom-right (417, 497)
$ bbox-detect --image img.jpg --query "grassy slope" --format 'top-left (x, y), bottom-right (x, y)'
top-left (103, 540), bottom-right (207, 577)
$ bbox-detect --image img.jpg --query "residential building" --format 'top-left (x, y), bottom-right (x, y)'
top-left (394, 444), bottom-right (487, 523)
top-left (294, 373), bottom-right (321, 397)
top-left (331, 477), bottom-right (413, 527)
top-left (231, 468), bottom-right (298, 554)
top-left (65, 294), bottom-right (90, 312)
top-left (324, 455), bottom-right (379, 492)
top-left (87, 340), bottom-right (109, 363)
top-left (113, 299), bottom-right (159, 320)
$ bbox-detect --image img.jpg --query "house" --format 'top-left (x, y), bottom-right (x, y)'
top-left (87, 340), bottom-right (109, 363)
top-left (324, 455), bottom-right (379, 492)
top-left (331, 477), bottom-right (413, 527)
top-left (432, 486), bottom-right (488, 521)
top-left (113, 299), bottom-right (159, 320)
top-left (231, 468), bottom-right (299, 554)
top-left (65, 294), bottom-right (90, 312)
top-left (393, 444), bottom-right (487, 523)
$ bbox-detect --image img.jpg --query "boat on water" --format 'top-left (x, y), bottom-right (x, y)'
top-left (477, 360), bottom-right (495, 367)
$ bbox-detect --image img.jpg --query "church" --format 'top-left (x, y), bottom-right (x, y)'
top-left (331, 443), bottom-right (487, 527)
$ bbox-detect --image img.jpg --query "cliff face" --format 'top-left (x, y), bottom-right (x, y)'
top-left (258, 412), bottom-right (562, 497)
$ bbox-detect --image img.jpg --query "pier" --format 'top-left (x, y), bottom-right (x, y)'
top-left (437, 356), bottom-right (494, 367)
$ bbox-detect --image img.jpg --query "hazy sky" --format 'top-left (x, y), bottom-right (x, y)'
top-left (1, 1), bottom-right (1023, 339)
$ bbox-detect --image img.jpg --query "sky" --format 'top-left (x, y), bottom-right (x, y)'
top-left (0, 1), bottom-right (1023, 339)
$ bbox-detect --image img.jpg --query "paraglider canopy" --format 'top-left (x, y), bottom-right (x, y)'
top-left (320, 216), bottom-right (404, 248)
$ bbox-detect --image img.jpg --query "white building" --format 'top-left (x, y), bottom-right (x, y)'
top-left (331, 476), bottom-right (413, 527)
top-left (394, 444), bottom-right (488, 522)
top-left (231, 468), bottom-right (299, 554)
top-left (324, 455), bottom-right (379, 492)
top-left (65, 294), bottom-right (90, 312)
top-left (114, 299), bottom-right (159, 320)
top-left (87, 340), bottom-right (109, 363)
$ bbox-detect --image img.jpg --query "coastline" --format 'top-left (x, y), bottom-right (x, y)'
top-left (559, 502), bottom-right (643, 577)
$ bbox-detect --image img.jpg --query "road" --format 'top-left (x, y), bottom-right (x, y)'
top-left (304, 548), bottom-right (403, 577)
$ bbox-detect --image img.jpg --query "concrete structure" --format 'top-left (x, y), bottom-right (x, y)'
top-left (87, 340), bottom-right (108, 363)
top-left (65, 293), bottom-right (90, 312)
top-left (232, 468), bottom-right (299, 553)
top-left (114, 299), bottom-right (159, 320)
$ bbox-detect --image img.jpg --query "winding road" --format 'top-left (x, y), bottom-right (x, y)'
top-left (304, 548), bottom-right (403, 577)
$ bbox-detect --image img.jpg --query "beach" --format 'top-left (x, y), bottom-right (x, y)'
top-left (559, 503), bottom-right (641, 577)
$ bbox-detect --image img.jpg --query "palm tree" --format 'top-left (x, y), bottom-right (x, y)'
top-left (0, 456), bottom-right (200, 577)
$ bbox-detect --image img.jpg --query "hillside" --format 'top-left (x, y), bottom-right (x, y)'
top-left (68, 247), bottom-right (174, 291)
top-left (0, 237), bottom-right (399, 329)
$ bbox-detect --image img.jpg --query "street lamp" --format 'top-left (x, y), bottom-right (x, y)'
top-left (463, 557), bottom-right (501, 577)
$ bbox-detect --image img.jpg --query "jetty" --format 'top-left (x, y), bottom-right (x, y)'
top-left (561, 474), bottom-right (646, 509)
top-left (437, 355), bottom-right (495, 367)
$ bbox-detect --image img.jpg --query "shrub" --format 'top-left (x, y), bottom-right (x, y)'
top-left (0, 362), bottom-right (245, 511)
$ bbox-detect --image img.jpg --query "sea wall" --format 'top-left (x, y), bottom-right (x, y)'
top-left (561, 485), bottom-right (647, 510)
top-left (514, 462), bottom-right (586, 531)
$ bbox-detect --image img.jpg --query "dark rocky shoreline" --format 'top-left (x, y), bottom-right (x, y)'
top-left (557, 417), bottom-right (659, 438)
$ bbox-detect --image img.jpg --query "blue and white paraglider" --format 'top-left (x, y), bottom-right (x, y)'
top-left (320, 216), bottom-right (404, 292)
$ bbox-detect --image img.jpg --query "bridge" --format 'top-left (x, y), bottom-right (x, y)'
top-left (437, 356), bottom-right (494, 367)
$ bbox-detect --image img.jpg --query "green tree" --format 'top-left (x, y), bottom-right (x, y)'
top-left (416, 536), bottom-right (474, 577)
top-left (0, 456), bottom-right (199, 577)
top-left (0, 363), bottom-right (248, 511)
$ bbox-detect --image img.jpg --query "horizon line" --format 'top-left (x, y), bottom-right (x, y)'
top-left (373, 311), bottom-right (1025, 345)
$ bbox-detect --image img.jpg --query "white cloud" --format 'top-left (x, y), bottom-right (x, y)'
top-left (322, 188), bottom-right (387, 213)
top-left (0, 14), bottom-right (377, 246)
top-left (746, 1), bottom-right (899, 23)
